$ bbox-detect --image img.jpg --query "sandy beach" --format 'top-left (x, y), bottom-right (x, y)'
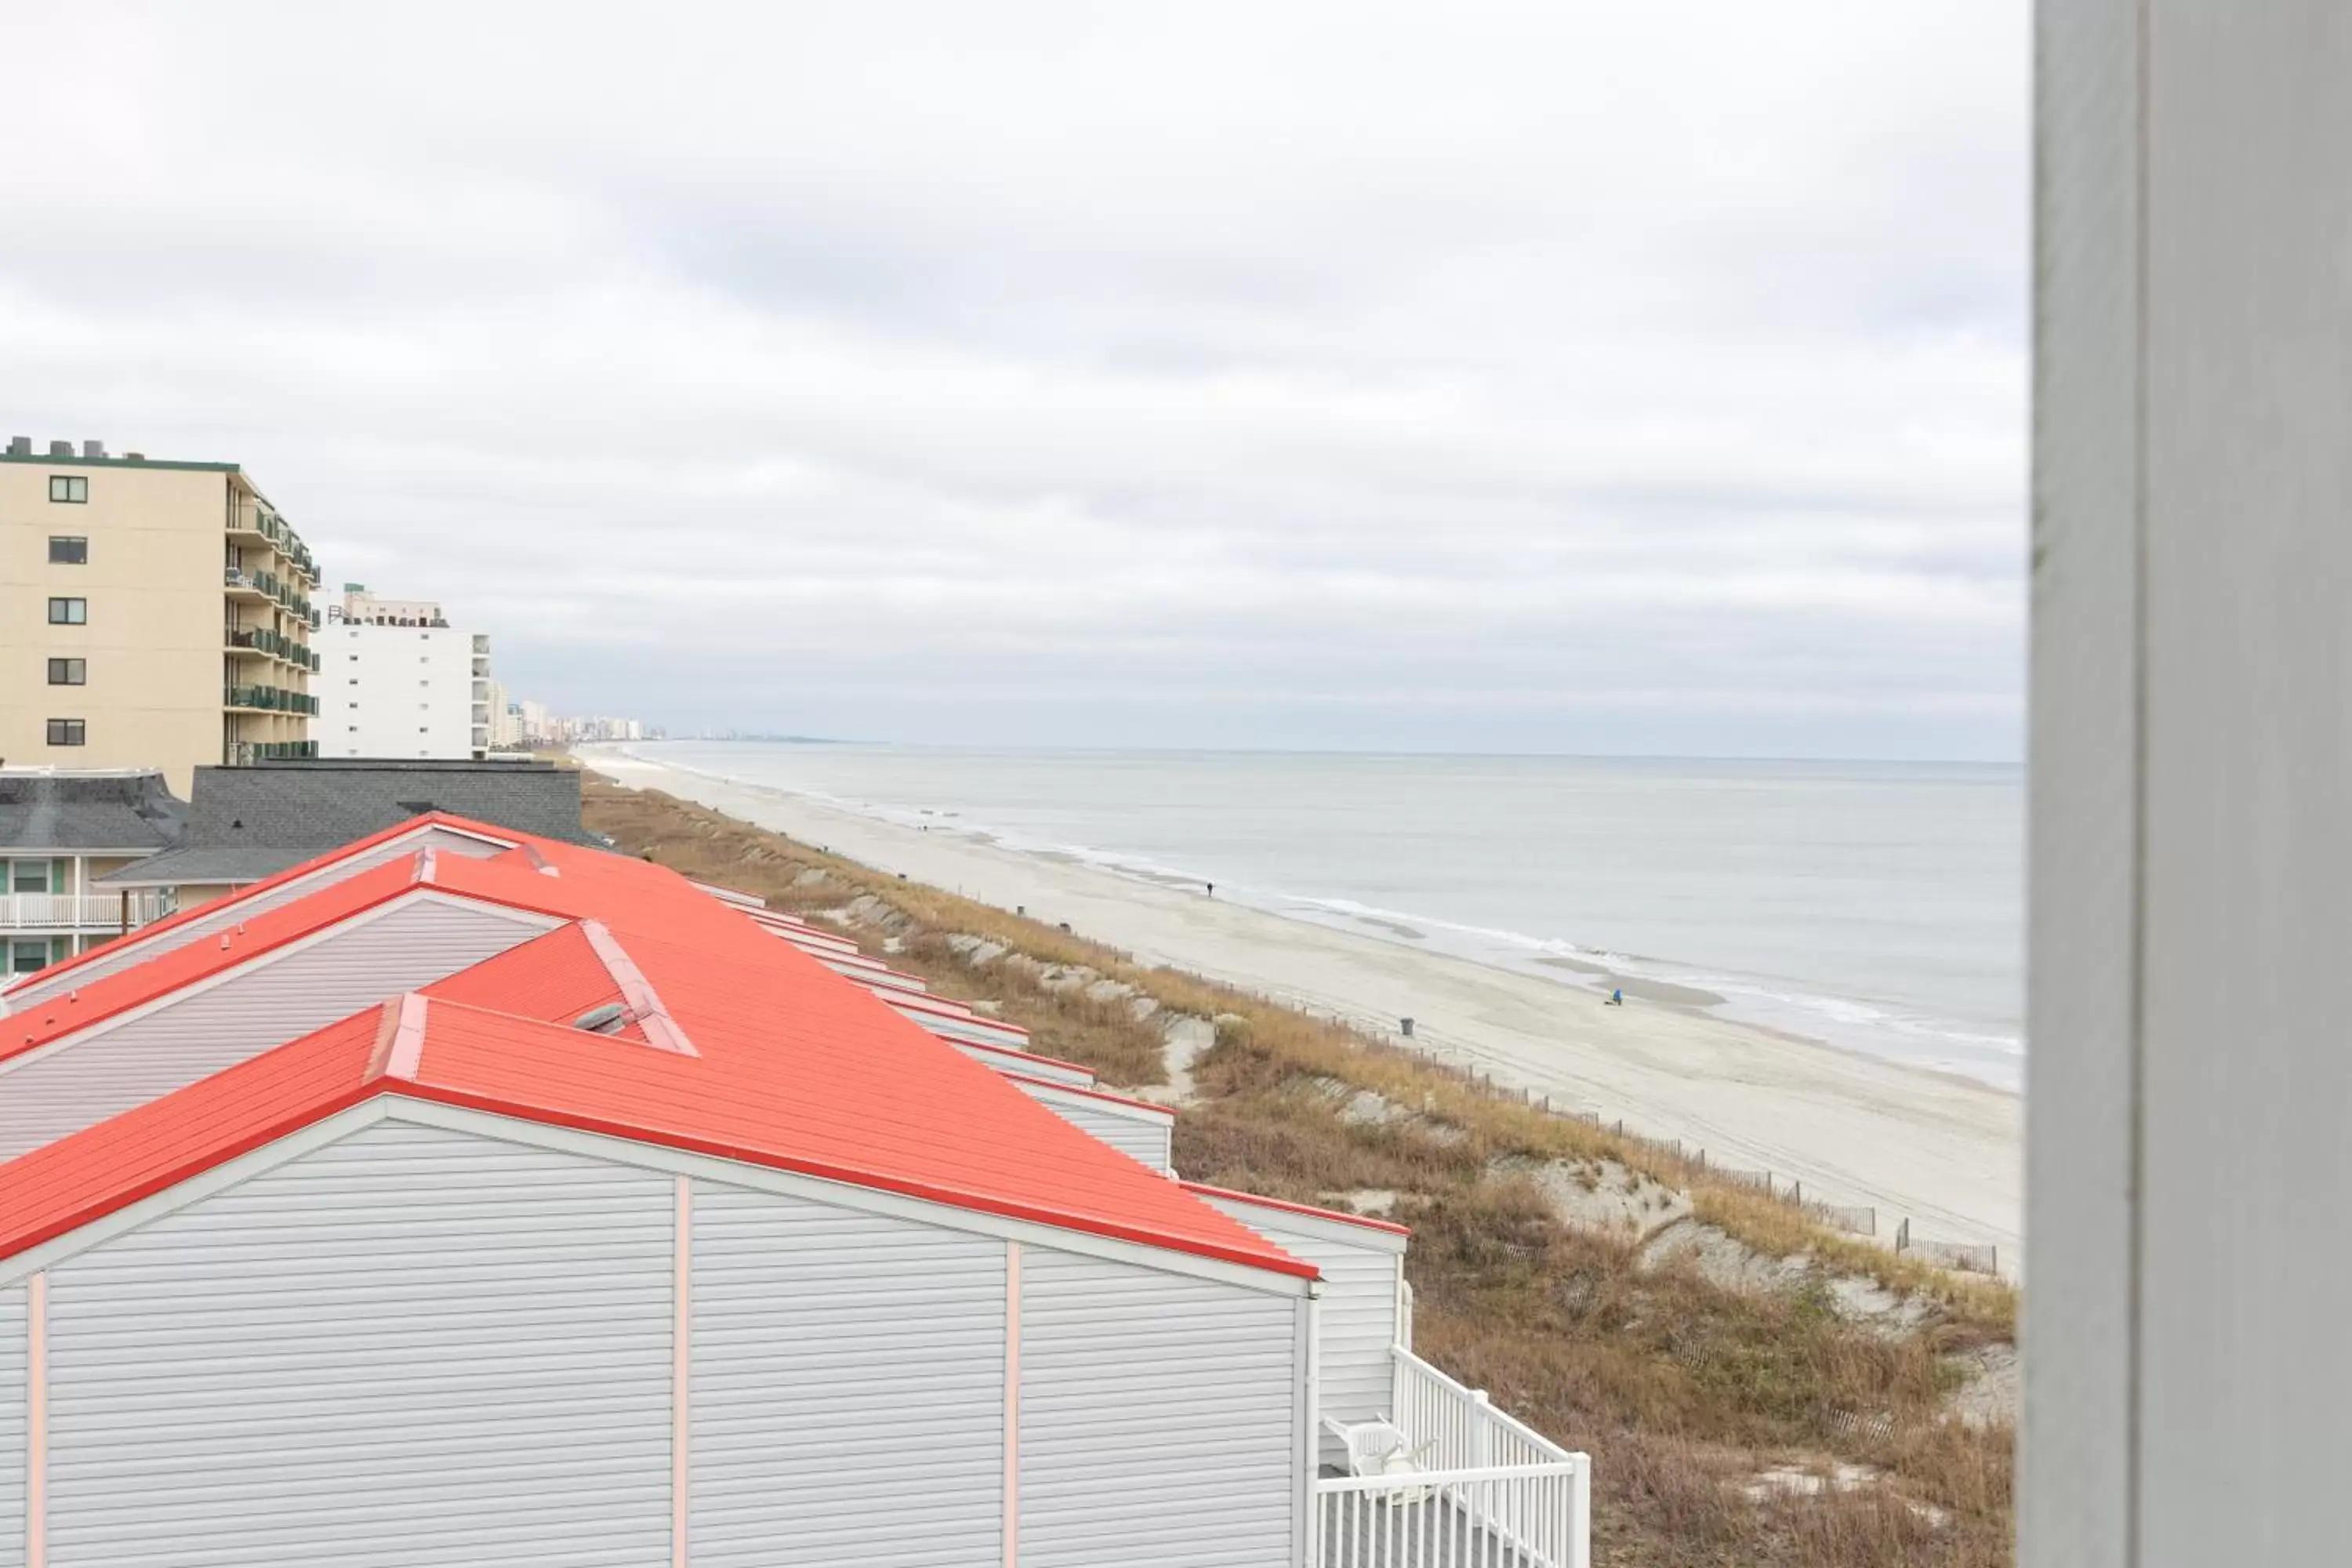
top-left (584, 746), bottom-right (2023, 1267)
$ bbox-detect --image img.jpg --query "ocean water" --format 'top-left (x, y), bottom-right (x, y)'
top-left (637, 743), bottom-right (2024, 1090)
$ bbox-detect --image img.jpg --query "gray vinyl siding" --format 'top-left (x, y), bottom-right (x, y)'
top-left (883, 1000), bottom-right (1030, 1050)
top-left (41, 1123), bottom-right (674, 1568)
top-left (689, 1182), bottom-right (1004, 1566)
top-left (1019, 1249), bottom-right (1300, 1568)
top-left (5, 827), bottom-right (509, 1005)
top-left (0, 898), bottom-right (547, 1162)
top-left (1014, 1084), bottom-right (1171, 1171)
top-left (1200, 1198), bottom-right (1403, 1462)
top-left (0, 1281), bottom-right (23, 1568)
top-left (947, 1043), bottom-right (1093, 1088)
top-left (829, 960), bottom-right (927, 993)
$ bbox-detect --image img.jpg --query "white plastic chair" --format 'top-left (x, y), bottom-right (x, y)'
top-left (1322, 1417), bottom-right (1437, 1504)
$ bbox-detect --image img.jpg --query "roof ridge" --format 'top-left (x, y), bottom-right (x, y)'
top-left (578, 920), bottom-right (697, 1057)
top-left (0, 867), bottom-right (594, 1065)
top-left (9, 811), bottom-right (531, 996)
top-left (0, 830), bottom-right (1320, 1283)
top-left (361, 997), bottom-right (405, 1079)
top-left (382, 993), bottom-right (430, 1080)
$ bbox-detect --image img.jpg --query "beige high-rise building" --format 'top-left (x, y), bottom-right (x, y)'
top-left (1, 437), bottom-right (321, 794)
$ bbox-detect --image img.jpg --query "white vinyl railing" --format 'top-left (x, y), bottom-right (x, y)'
top-left (1392, 1345), bottom-right (1574, 1478)
top-left (1318, 1461), bottom-right (1589, 1568)
top-left (1311, 1347), bottom-right (1591, 1567)
top-left (0, 892), bottom-right (174, 930)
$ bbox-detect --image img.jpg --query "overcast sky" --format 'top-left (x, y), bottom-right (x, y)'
top-left (2, 2), bottom-right (2026, 759)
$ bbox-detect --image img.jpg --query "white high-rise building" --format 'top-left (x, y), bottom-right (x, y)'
top-left (483, 678), bottom-right (523, 750)
top-left (318, 586), bottom-right (489, 760)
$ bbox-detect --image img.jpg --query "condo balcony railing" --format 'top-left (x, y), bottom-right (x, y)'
top-left (223, 627), bottom-right (318, 670)
top-left (223, 684), bottom-right (321, 717)
top-left (221, 564), bottom-right (314, 622)
top-left (225, 740), bottom-right (319, 765)
top-left (0, 891), bottom-right (176, 931)
top-left (227, 505), bottom-right (314, 572)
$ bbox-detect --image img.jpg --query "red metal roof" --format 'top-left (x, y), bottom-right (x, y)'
top-left (941, 1035), bottom-right (1099, 1082)
top-left (0, 855), bottom-right (430, 1063)
top-left (0, 832), bottom-right (768, 1066)
top-left (3, 812), bottom-right (522, 997)
top-left (1005, 1074), bottom-right (1178, 1120)
top-left (1182, 1181), bottom-right (1414, 1237)
top-left (880, 989), bottom-right (1033, 1038)
top-left (0, 826), bottom-right (1313, 1281)
top-left (0, 1009), bottom-right (390, 1261)
top-left (423, 920), bottom-right (633, 1030)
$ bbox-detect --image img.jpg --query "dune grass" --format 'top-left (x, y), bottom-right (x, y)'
top-left (582, 772), bottom-right (2016, 1566)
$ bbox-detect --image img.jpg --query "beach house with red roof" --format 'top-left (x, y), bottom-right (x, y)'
top-left (0, 816), bottom-right (1588, 1566)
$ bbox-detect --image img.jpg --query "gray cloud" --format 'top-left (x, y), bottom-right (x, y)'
top-left (0, 0), bottom-right (2027, 758)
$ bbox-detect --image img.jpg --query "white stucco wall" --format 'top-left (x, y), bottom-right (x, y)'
top-left (318, 623), bottom-right (474, 760)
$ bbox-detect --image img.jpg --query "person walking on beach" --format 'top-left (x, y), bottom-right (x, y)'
top-left (1206, 880), bottom-right (1214, 898)
top-left (1606, 987), bottom-right (1624, 1007)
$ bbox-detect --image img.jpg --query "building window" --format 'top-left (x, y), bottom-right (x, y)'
top-left (9, 938), bottom-right (49, 975)
top-left (48, 476), bottom-right (88, 504)
top-left (47, 597), bottom-right (86, 625)
top-left (47, 658), bottom-right (85, 685)
top-left (48, 535), bottom-right (87, 564)
top-left (11, 860), bottom-right (52, 895)
top-left (45, 718), bottom-right (85, 746)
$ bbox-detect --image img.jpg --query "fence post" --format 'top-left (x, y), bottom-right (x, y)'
top-left (1470, 1389), bottom-right (1493, 1469)
top-left (1569, 1454), bottom-right (1593, 1568)
top-left (1896, 1218), bottom-right (1910, 1253)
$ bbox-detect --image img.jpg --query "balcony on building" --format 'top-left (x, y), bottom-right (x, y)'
top-left (0, 769), bottom-right (187, 975)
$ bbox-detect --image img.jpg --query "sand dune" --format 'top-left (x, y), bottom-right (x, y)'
top-left (586, 746), bottom-right (2022, 1269)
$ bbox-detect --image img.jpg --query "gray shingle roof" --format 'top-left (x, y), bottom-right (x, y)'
top-left (0, 771), bottom-right (186, 852)
top-left (95, 760), bottom-right (590, 887)
top-left (91, 845), bottom-right (314, 887)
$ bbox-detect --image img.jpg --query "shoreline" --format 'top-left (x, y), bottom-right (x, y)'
top-left (582, 744), bottom-right (2024, 1264)
top-left (637, 742), bottom-right (2024, 1092)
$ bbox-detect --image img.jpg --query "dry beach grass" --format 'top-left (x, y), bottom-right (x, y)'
top-left (583, 772), bottom-right (2016, 1566)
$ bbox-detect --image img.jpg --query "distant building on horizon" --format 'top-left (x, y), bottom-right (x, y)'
top-left (481, 677), bottom-right (523, 750)
top-left (506, 702), bottom-right (655, 747)
top-left (318, 585), bottom-right (495, 760)
top-left (0, 437), bottom-right (321, 793)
